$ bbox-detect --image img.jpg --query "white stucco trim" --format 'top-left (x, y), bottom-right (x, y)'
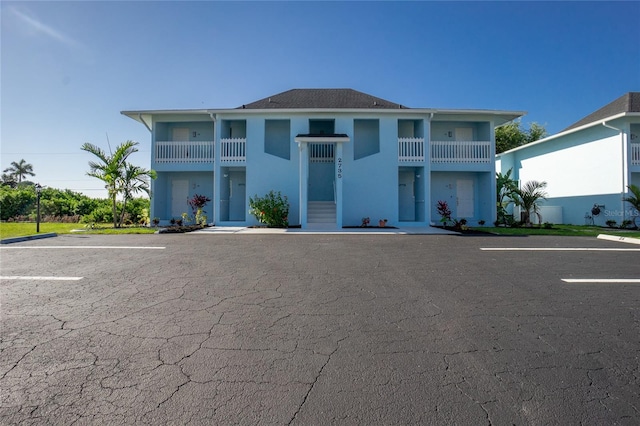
top-left (123, 108), bottom-right (525, 126)
top-left (497, 112), bottom-right (640, 158)
top-left (294, 136), bottom-right (350, 144)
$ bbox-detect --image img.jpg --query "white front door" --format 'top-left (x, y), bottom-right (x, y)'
top-left (172, 128), bottom-right (189, 141)
top-left (228, 171), bottom-right (246, 221)
top-left (398, 171), bottom-right (415, 221)
top-left (455, 127), bottom-right (473, 141)
top-left (456, 179), bottom-right (474, 218)
top-left (171, 180), bottom-right (189, 218)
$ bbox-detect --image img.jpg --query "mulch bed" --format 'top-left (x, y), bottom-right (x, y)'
top-left (157, 225), bottom-right (205, 234)
top-left (342, 226), bottom-right (399, 229)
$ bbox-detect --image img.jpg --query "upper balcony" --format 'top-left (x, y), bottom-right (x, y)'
top-left (398, 139), bottom-right (492, 164)
top-left (431, 140), bottom-right (491, 164)
top-left (631, 143), bottom-right (640, 166)
top-left (155, 141), bottom-right (214, 163)
top-left (398, 137), bottom-right (425, 162)
top-left (153, 139), bottom-right (247, 165)
top-left (220, 138), bottom-right (247, 163)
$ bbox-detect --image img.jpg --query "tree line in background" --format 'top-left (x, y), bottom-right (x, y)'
top-left (0, 185), bottom-right (150, 224)
top-left (495, 121), bottom-right (547, 154)
top-left (1, 140), bottom-right (155, 227)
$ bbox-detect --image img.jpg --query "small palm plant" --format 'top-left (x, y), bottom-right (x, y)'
top-left (496, 168), bottom-right (518, 226)
top-left (512, 180), bottom-right (548, 226)
top-left (623, 184), bottom-right (640, 228)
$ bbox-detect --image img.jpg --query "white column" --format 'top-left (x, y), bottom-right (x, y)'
top-left (298, 142), bottom-right (309, 228)
top-left (424, 115), bottom-right (432, 225)
top-left (213, 116), bottom-right (222, 225)
top-left (489, 120), bottom-right (497, 225)
top-left (335, 143), bottom-right (343, 229)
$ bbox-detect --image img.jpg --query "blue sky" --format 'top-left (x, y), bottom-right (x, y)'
top-left (2, 1), bottom-right (639, 198)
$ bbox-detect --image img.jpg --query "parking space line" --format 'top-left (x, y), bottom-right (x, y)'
top-left (562, 279), bottom-right (640, 283)
top-left (1, 276), bottom-right (83, 281)
top-left (0, 246), bottom-right (165, 250)
top-left (480, 248), bottom-right (640, 251)
top-left (597, 234), bottom-right (640, 245)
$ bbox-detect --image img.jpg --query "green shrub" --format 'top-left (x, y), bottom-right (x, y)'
top-left (249, 190), bottom-right (289, 227)
top-left (0, 186), bottom-right (35, 220)
top-left (82, 205), bottom-right (113, 224)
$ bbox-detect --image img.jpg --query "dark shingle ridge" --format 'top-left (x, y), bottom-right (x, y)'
top-left (238, 88), bottom-right (408, 110)
top-left (562, 92), bottom-right (640, 132)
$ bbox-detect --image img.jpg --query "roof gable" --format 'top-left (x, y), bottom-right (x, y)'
top-left (562, 92), bottom-right (640, 132)
top-left (238, 88), bottom-right (407, 110)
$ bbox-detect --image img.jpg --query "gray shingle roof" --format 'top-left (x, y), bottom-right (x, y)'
top-left (238, 89), bottom-right (407, 110)
top-left (562, 92), bottom-right (640, 132)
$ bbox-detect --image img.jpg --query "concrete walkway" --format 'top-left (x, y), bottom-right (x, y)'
top-left (189, 225), bottom-right (458, 235)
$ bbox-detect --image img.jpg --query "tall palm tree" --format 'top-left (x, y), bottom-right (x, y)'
top-left (513, 180), bottom-right (548, 226)
top-left (81, 141), bottom-right (139, 228)
top-left (117, 162), bottom-right (156, 227)
top-left (623, 184), bottom-right (640, 228)
top-left (3, 159), bottom-right (35, 183)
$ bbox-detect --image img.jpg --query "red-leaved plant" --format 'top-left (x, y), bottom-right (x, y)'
top-left (436, 200), bottom-right (452, 226)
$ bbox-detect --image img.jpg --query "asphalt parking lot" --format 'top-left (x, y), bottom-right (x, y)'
top-left (1, 233), bottom-right (639, 425)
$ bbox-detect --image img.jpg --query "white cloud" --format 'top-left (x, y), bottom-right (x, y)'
top-left (10, 6), bottom-right (82, 48)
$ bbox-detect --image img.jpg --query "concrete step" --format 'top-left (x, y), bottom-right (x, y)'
top-left (308, 201), bottom-right (336, 223)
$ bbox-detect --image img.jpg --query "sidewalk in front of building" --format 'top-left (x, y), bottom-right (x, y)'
top-left (189, 225), bottom-right (458, 235)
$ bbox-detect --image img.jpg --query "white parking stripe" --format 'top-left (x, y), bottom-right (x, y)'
top-left (0, 246), bottom-right (165, 250)
top-left (480, 248), bottom-right (640, 251)
top-left (597, 234), bottom-right (640, 245)
top-left (0, 276), bottom-right (83, 281)
top-left (562, 279), bottom-right (640, 283)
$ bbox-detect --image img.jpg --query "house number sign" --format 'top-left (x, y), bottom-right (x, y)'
top-left (337, 157), bottom-right (343, 179)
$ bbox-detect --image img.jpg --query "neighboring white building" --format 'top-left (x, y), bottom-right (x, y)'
top-left (497, 92), bottom-right (640, 225)
top-left (123, 89), bottom-right (523, 228)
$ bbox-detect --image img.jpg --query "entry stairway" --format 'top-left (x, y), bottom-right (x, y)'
top-left (307, 201), bottom-right (336, 224)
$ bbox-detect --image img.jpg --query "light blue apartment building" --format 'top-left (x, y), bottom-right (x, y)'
top-left (123, 89), bottom-right (523, 228)
top-left (497, 92), bottom-right (640, 226)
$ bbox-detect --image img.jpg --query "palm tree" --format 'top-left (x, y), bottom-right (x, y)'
top-left (623, 184), bottom-right (640, 228)
top-left (81, 141), bottom-right (139, 228)
top-left (117, 162), bottom-right (156, 227)
top-left (1, 173), bottom-right (18, 188)
top-left (496, 168), bottom-right (518, 225)
top-left (3, 159), bottom-right (35, 183)
top-left (512, 180), bottom-right (548, 226)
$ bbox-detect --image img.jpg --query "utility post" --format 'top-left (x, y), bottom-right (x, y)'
top-left (35, 183), bottom-right (42, 233)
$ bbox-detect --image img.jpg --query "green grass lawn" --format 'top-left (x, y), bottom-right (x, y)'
top-left (475, 224), bottom-right (640, 238)
top-left (0, 222), bottom-right (157, 239)
top-left (2, 222), bottom-right (639, 240)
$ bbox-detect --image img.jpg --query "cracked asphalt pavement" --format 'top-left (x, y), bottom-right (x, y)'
top-left (1, 234), bottom-right (639, 424)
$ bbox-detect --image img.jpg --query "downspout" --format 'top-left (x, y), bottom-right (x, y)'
top-left (427, 112), bottom-right (434, 225)
top-left (602, 121), bottom-right (627, 224)
top-left (209, 112), bottom-right (217, 225)
top-left (139, 114), bottom-right (154, 223)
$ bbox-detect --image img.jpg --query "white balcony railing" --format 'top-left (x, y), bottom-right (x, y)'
top-left (220, 138), bottom-right (246, 162)
top-left (398, 138), bottom-right (425, 162)
top-left (631, 143), bottom-right (640, 166)
top-left (155, 141), bottom-right (213, 163)
top-left (431, 141), bottom-right (491, 163)
top-left (310, 143), bottom-right (334, 163)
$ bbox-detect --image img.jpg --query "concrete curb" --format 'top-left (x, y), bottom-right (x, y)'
top-left (597, 233), bottom-right (640, 245)
top-left (0, 233), bottom-right (58, 245)
top-left (189, 226), bottom-right (458, 235)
